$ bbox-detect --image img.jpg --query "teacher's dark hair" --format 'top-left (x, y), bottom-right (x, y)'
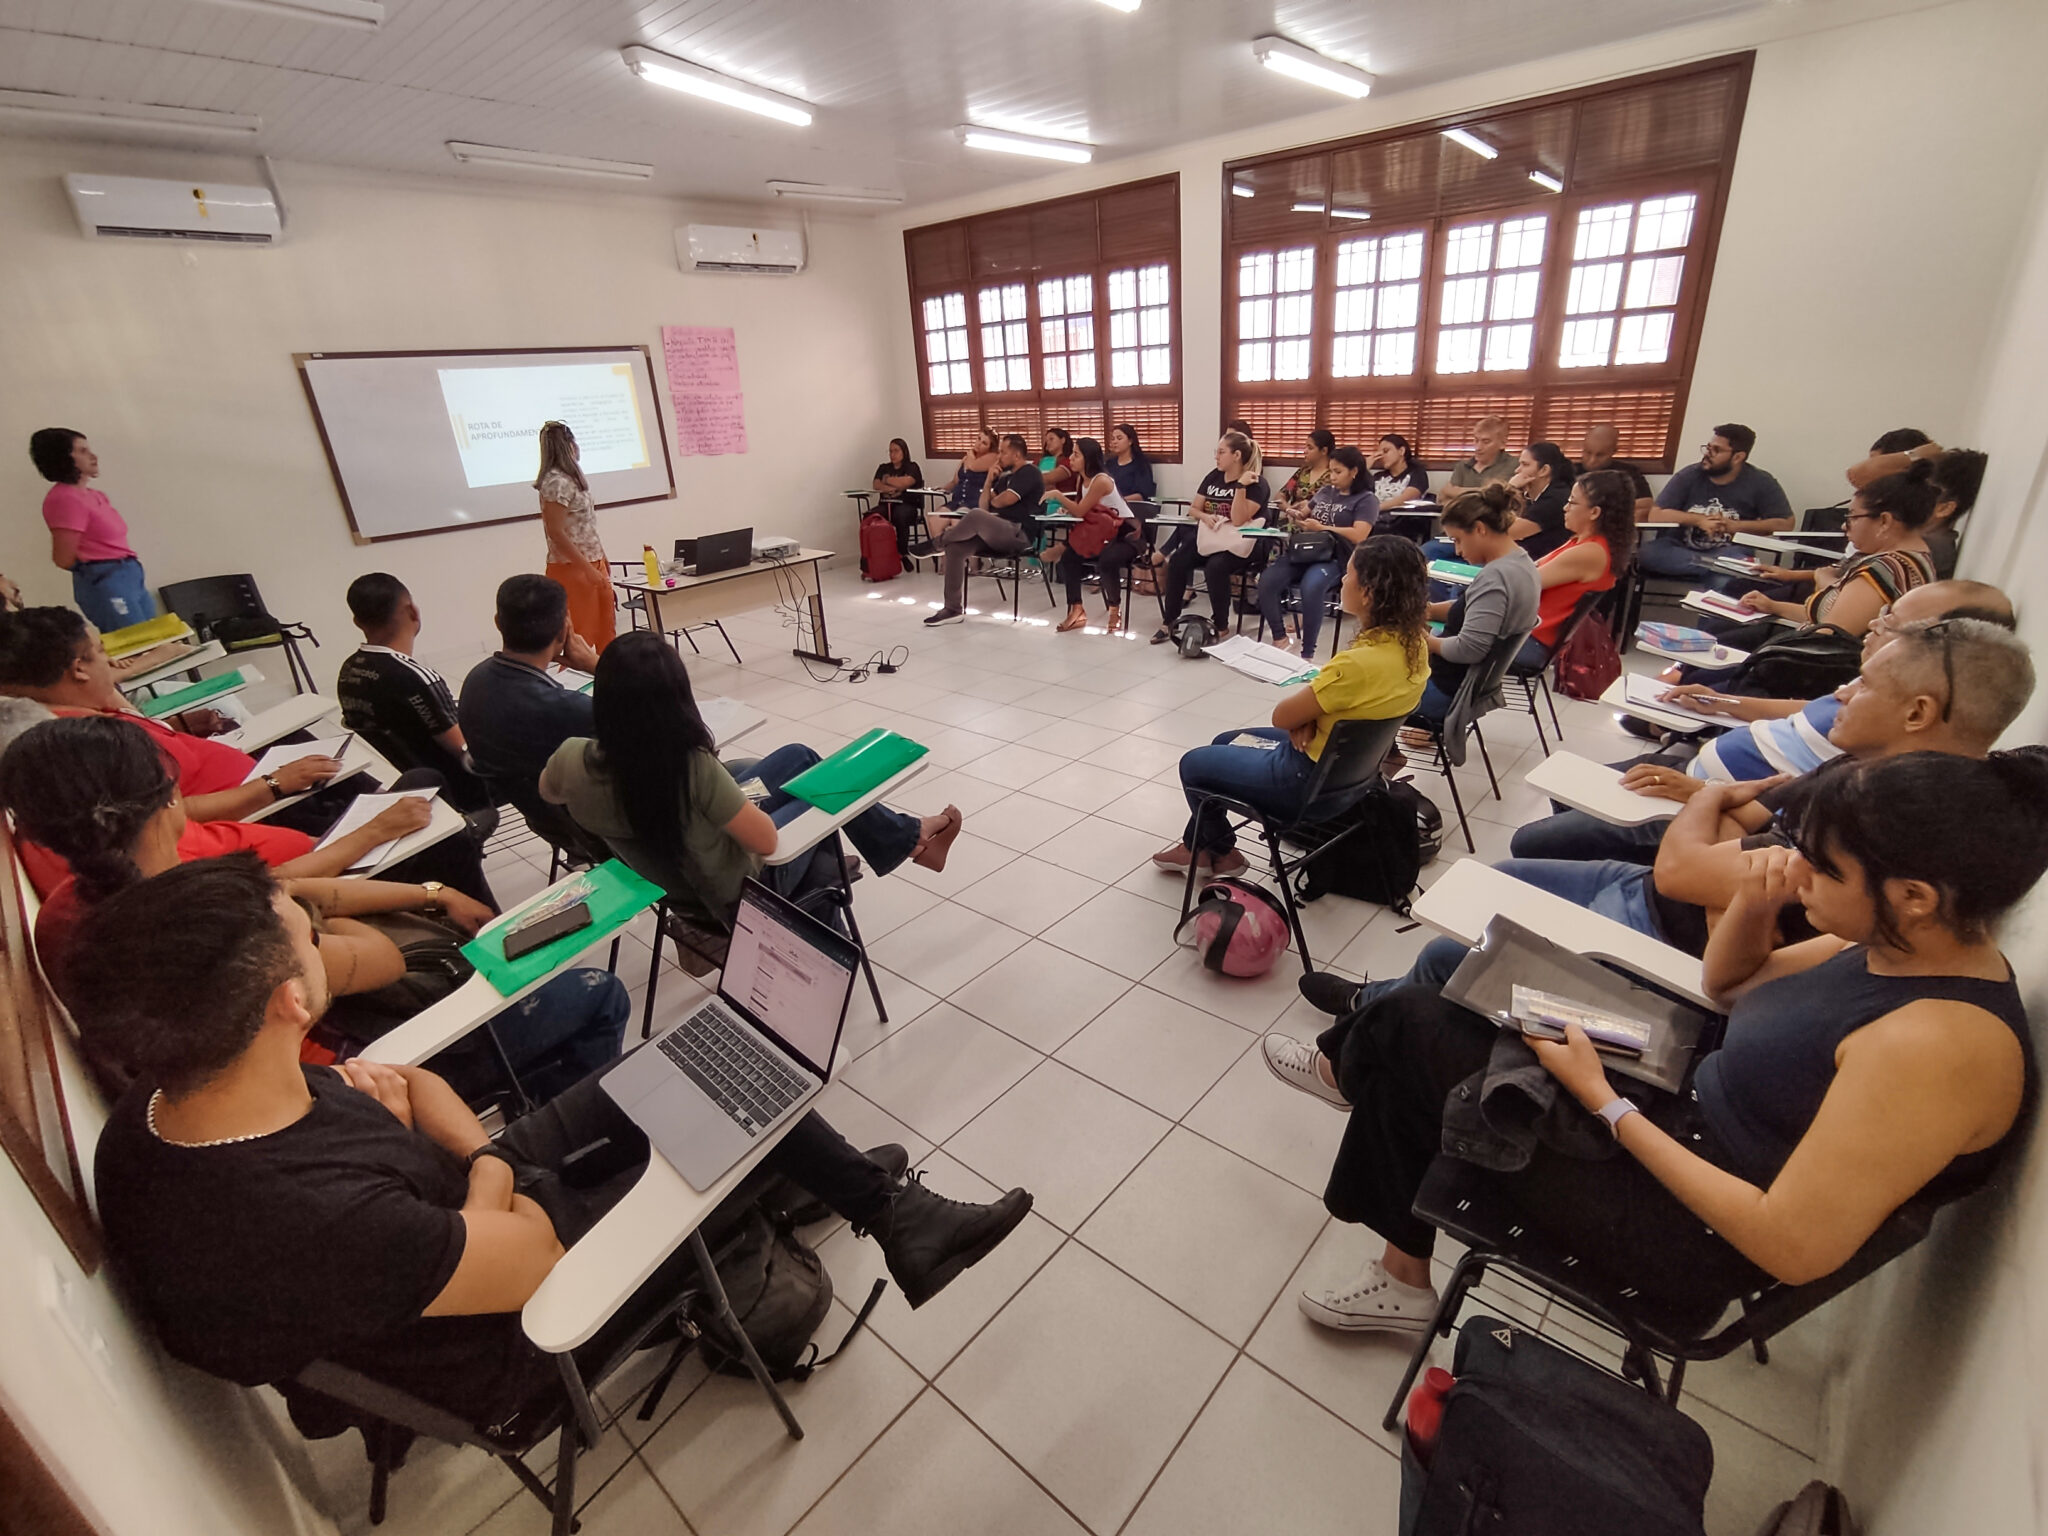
top-left (1782, 747), bottom-right (2048, 948)
top-left (590, 631), bottom-right (717, 879)
top-left (29, 429), bottom-right (86, 485)
top-left (0, 715), bottom-right (175, 903)
top-left (494, 574), bottom-right (570, 654)
top-left (69, 853), bottom-right (299, 1097)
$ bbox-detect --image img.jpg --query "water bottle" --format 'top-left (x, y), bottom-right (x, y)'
top-left (1404, 1367), bottom-right (1455, 1466)
top-left (642, 544), bottom-right (663, 586)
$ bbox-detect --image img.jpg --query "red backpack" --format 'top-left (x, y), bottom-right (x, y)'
top-left (1552, 602), bottom-right (1622, 700)
top-left (859, 511), bottom-right (902, 582)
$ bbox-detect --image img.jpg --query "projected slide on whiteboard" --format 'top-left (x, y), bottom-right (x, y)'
top-left (438, 363), bottom-right (652, 488)
top-left (297, 346), bottom-right (675, 543)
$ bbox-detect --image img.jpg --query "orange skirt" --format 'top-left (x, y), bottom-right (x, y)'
top-left (546, 559), bottom-right (617, 654)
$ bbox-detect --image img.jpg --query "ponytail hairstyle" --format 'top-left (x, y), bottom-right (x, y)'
top-left (1074, 436), bottom-right (1106, 481)
top-left (1439, 480), bottom-right (1525, 536)
top-left (1780, 746), bottom-right (2048, 948)
top-left (1854, 459), bottom-right (1940, 530)
top-left (1348, 537), bottom-right (1430, 673)
top-left (0, 716), bottom-right (177, 903)
top-left (1574, 468), bottom-right (1639, 571)
top-left (1523, 440), bottom-right (1574, 488)
top-left (1224, 420), bottom-right (1265, 479)
top-left (589, 631), bottom-right (716, 877)
top-left (1219, 429), bottom-right (1258, 479)
top-left (534, 420), bottom-right (587, 493)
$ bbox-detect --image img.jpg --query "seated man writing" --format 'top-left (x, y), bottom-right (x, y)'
top-left (1263, 750), bottom-right (2043, 1332)
top-left (81, 856), bottom-right (1034, 1436)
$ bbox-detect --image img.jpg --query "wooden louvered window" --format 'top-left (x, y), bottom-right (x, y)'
top-left (906, 175), bottom-right (1182, 460)
top-left (1223, 56), bottom-right (1751, 471)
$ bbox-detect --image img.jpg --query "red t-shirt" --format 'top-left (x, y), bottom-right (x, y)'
top-left (19, 817), bottom-right (314, 901)
top-left (48, 706), bottom-right (256, 797)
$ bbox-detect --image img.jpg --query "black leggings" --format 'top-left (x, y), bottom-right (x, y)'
top-left (1317, 983), bottom-right (1770, 1316)
top-left (1060, 536), bottom-right (1139, 608)
top-left (1162, 544), bottom-right (1249, 629)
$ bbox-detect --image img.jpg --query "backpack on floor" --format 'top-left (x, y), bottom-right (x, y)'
top-left (859, 512), bottom-right (903, 582)
top-left (1399, 1317), bottom-right (1713, 1536)
top-left (1287, 779), bottom-right (1441, 914)
top-left (1176, 613), bottom-right (1215, 658)
top-left (1174, 876), bottom-right (1291, 977)
top-left (688, 1207), bottom-right (882, 1383)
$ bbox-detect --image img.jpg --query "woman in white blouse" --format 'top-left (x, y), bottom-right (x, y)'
top-left (535, 420), bottom-right (615, 654)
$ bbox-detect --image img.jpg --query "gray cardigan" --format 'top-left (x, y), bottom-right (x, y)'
top-left (1438, 547), bottom-right (1540, 665)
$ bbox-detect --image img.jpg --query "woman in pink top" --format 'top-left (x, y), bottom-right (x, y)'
top-left (30, 428), bottom-right (154, 631)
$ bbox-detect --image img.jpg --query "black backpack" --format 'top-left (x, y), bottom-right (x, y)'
top-left (688, 1207), bottom-right (884, 1383)
top-left (1400, 1317), bottom-right (1713, 1536)
top-left (1288, 779), bottom-right (1442, 913)
top-left (1176, 613), bottom-right (1215, 658)
top-left (1730, 624), bottom-right (1862, 699)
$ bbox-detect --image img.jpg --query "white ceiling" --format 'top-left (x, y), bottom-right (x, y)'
top-left (0, 0), bottom-right (1747, 209)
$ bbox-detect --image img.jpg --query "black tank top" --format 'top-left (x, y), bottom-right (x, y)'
top-left (1693, 946), bottom-right (2033, 1188)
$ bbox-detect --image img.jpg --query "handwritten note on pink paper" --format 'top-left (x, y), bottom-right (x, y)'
top-left (661, 324), bottom-right (747, 457)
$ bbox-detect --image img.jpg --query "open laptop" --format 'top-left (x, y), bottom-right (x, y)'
top-left (601, 878), bottom-right (858, 1190)
top-left (678, 527), bottom-right (752, 577)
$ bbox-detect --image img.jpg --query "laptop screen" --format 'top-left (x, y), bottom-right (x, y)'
top-left (720, 880), bottom-right (858, 1076)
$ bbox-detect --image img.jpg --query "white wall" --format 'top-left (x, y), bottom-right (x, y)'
top-left (882, 0), bottom-right (2048, 517)
top-left (0, 142), bottom-right (902, 687)
top-left (1822, 148), bottom-right (2048, 1536)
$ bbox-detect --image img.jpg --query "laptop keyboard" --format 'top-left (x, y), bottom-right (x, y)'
top-left (658, 1002), bottom-right (811, 1135)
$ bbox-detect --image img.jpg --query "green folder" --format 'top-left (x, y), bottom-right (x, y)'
top-left (782, 729), bottom-right (928, 814)
top-left (462, 859), bottom-right (663, 995)
top-left (137, 669), bottom-right (248, 718)
top-left (1429, 559), bottom-right (1483, 580)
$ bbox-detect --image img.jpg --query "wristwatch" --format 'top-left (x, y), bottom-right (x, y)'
top-left (419, 880), bottom-right (445, 913)
top-left (466, 1142), bottom-right (514, 1172)
top-left (262, 772), bottom-right (285, 800)
top-left (1595, 1096), bottom-right (1640, 1139)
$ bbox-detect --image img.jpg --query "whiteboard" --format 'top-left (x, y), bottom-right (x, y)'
top-left (296, 346), bottom-right (676, 543)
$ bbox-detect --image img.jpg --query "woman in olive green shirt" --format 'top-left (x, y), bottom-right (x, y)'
top-left (539, 633), bottom-right (962, 929)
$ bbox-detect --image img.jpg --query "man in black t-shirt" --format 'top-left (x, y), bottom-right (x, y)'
top-left (82, 857), bottom-right (1033, 1435)
top-left (926, 434), bottom-right (1042, 626)
top-left (1575, 423), bottom-right (1654, 519)
top-left (338, 574), bottom-right (494, 813)
top-left (1638, 422), bottom-right (1794, 580)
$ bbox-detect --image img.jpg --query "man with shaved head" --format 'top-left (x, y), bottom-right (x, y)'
top-left (1577, 423), bottom-right (1654, 518)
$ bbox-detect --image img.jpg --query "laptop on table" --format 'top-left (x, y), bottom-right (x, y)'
top-left (674, 527), bottom-right (752, 577)
top-left (602, 878), bottom-right (857, 1190)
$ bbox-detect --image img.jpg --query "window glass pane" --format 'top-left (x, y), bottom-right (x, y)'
top-left (928, 363), bottom-right (949, 395)
top-left (1277, 246), bottom-right (1316, 291)
top-left (1007, 359), bottom-right (1031, 391)
top-left (1442, 276), bottom-right (1488, 325)
top-left (1044, 356), bottom-right (1068, 390)
top-left (1437, 327), bottom-right (1482, 374)
top-left (1068, 315), bottom-right (1094, 350)
top-left (945, 293), bottom-right (965, 325)
top-left (1334, 288), bottom-right (1373, 333)
top-left (1275, 338), bottom-right (1311, 380)
top-left (1491, 270), bottom-right (1541, 321)
top-left (1111, 313), bottom-right (1137, 349)
top-left (923, 296), bottom-right (945, 329)
top-left (1071, 355), bottom-right (1096, 388)
top-left (1141, 347), bottom-right (1171, 384)
top-left (1497, 215), bottom-right (1548, 267)
top-left (1558, 317), bottom-right (1614, 368)
top-left (1333, 335), bottom-right (1370, 378)
top-left (1383, 231), bottom-right (1425, 281)
top-left (1240, 298), bottom-right (1272, 339)
top-left (1140, 309), bottom-right (1169, 346)
top-left (1004, 285), bottom-right (1027, 320)
top-left (1484, 322), bottom-right (1534, 371)
top-left (1573, 203), bottom-right (1633, 261)
top-left (1068, 275), bottom-right (1091, 311)
top-left (1239, 342), bottom-right (1271, 382)
top-left (1112, 352), bottom-right (1139, 387)
top-left (1037, 278), bottom-right (1064, 316)
top-left (1239, 252), bottom-right (1273, 296)
top-left (1635, 194), bottom-right (1696, 252)
top-left (1625, 254), bottom-right (1685, 309)
top-left (1380, 282), bottom-right (1420, 329)
top-left (1614, 311), bottom-right (1675, 364)
top-left (1337, 238), bottom-right (1377, 288)
top-left (950, 362), bottom-right (971, 393)
top-left (1275, 293), bottom-right (1313, 337)
top-left (1374, 332), bottom-right (1416, 376)
top-left (1445, 223), bottom-right (1494, 274)
top-left (1566, 261), bottom-right (1622, 314)
top-left (1139, 264), bottom-right (1169, 304)
top-left (1041, 319), bottom-right (1066, 353)
top-left (1108, 269), bottom-right (1135, 307)
top-left (978, 288), bottom-right (1003, 322)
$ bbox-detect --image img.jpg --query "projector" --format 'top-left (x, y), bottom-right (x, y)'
top-left (753, 534), bottom-right (800, 560)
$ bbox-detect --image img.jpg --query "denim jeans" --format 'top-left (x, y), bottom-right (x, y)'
top-left (1509, 810), bottom-right (1669, 865)
top-left (1255, 556), bottom-right (1344, 657)
top-left (738, 742), bottom-right (921, 894)
top-left (433, 966), bottom-right (630, 1105)
top-left (72, 557), bottom-right (155, 631)
top-left (1177, 726), bottom-right (1357, 855)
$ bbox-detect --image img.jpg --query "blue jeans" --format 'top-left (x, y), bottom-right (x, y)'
top-left (1255, 556), bottom-right (1344, 658)
top-left (72, 557), bottom-right (154, 631)
top-left (1177, 727), bottom-right (1355, 855)
top-left (1510, 811), bottom-right (1669, 865)
top-left (433, 967), bottom-right (631, 1104)
top-left (739, 742), bottom-right (922, 894)
top-left (1412, 677), bottom-right (1455, 724)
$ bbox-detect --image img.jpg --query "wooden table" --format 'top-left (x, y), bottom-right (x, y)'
top-left (613, 548), bottom-right (840, 667)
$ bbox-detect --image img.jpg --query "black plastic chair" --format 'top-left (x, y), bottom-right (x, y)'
top-left (1383, 1150), bottom-right (1962, 1426)
top-left (158, 574), bottom-right (318, 694)
top-left (1176, 713), bottom-right (1409, 975)
top-left (1405, 628), bottom-right (1530, 853)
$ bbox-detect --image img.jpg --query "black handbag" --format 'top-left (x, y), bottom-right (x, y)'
top-left (1731, 623), bottom-right (1863, 699)
top-left (1286, 528), bottom-right (1341, 564)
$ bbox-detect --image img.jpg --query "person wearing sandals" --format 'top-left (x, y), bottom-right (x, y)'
top-left (540, 633), bottom-right (963, 934)
top-left (1152, 539), bottom-right (1430, 878)
top-left (1051, 437), bottom-right (1142, 634)
top-left (1255, 444), bottom-right (1379, 660)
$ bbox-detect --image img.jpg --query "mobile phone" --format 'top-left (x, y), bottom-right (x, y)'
top-left (502, 900), bottom-right (593, 960)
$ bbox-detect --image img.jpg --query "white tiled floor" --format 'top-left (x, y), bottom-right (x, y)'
top-left (354, 563), bottom-right (1830, 1536)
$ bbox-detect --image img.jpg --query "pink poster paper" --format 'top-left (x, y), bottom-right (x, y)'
top-left (661, 324), bottom-right (747, 456)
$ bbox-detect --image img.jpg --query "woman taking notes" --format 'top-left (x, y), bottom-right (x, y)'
top-left (29, 428), bottom-right (154, 630)
top-left (534, 420), bottom-right (615, 655)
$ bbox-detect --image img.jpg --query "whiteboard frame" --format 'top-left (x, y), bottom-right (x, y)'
top-left (295, 344), bottom-right (679, 545)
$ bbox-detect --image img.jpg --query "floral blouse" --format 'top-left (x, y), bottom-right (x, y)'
top-left (538, 469), bottom-right (606, 564)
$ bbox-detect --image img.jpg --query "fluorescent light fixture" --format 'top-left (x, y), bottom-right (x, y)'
top-left (624, 44), bottom-right (813, 127)
top-left (766, 180), bottom-right (904, 205)
top-left (191, 0), bottom-right (381, 29)
top-left (1231, 181), bottom-right (1255, 198)
top-left (959, 126), bottom-right (1093, 164)
top-left (1251, 35), bottom-right (1375, 99)
top-left (0, 89), bottom-right (260, 136)
top-left (1331, 207), bottom-right (1372, 221)
top-left (1442, 127), bottom-right (1498, 160)
top-left (447, 141), bottom-right (653, 180)
top-left (1292, 201), bottom-right (1325, 213)
top-left (1528, 170), bottom-right (1564, 193)
top-left (1094, 0), bottom-right (1141, 9)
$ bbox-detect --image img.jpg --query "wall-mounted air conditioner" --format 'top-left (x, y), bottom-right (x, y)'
top-left (64, 173), bottom-right (282, 244)
top-left (677, 223), bottom-right (805, 276)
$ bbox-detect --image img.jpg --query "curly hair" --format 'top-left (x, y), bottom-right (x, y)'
top-left (1347, 537), bottom-right (1430, 673)
top-left (1439, 480), bottom-right (1524, 535)
top-left (1573, 469), bottom-right (1639, 571)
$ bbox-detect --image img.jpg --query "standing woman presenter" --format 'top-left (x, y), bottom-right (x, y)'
top-left (535, 420), bottom-right (616, 654)
top-left (29, 429), bottom-right (154, 631)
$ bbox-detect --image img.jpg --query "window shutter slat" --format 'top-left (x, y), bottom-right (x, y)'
top-left (1330, 136), bottom-right (1441, 225)
top-left (1573, 69), bottom-right (1742, 187)
top-left (1321, 396), bottom-right (1424, 448)
top-left (1229, 398), bottom-right (1320, 455)
top-left (927, 405), bottom-right (983, 454)
top-left (1419, 395), bottom-right (1537, 462)
top-left (907, 225), bottom-right (970, 292)
top-left (1229, 155), bottom-right (1331, 242)
top-left (1099, 179), bottom-right (1179, 261)
top-left (1437, 104), bottom-right (1576, 214)
top-left (1108, 398), bottom-right (1181, 462)
top-left (1537, 388), bottom-right (1677, 460)
top-left (968, 210), bottom-right (1035, 277)
top-left (1032, 200), bottom-right (1100, 272)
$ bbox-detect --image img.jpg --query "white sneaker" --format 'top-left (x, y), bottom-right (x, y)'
top-left (1261, 1034), bottom-right (1349, 1110)
top-left (1298, 1260), bottom-right (1440, 1334)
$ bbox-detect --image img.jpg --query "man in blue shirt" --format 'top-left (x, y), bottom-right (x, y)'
top-left (1635, 422), bottom-right (1794, 581)
top-left (459, 575), bottom-right (598, 835)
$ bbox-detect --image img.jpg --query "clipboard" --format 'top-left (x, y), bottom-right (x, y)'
top-left (781, 729), bottom-right (929, 813)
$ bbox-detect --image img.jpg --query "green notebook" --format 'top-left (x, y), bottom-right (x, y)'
top-left (137, 669), bottom-right (248, 718)
top-left (462, 860), bottom-right (663, 995)
top-left (1429, 559), bottom-right (1483, 580)
top-left (782, 729), bottom-right (928, 814)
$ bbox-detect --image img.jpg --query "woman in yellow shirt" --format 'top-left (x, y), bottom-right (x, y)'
top-left (1154, 538), bottom-right (1431, 877)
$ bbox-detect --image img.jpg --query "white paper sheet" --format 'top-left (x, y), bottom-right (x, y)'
top-left (1622, 673), bottom-right (1735, 728)
top-left (315, 790), bottom-right (438, 871)
top-left (242, 735), bottom-right (359, 785)
top-left (1202, 634), bottom-right (1320, 686)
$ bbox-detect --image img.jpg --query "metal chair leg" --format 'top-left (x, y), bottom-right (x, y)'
top-left (711, 620), bottom-right (742, 665)
top-left (640, 910), bottom-right (665, 1040)
top-left (832, 843), bottom-right (888, 1025)
top-left (1541, 674), bottom-right (1564, 741)
top-left (606, 936), bottom-right (621, 975)
top-left (1472, 721), bottom-right (1502, 800)
top-left (1261, 823), bottom-right (1314, 973)
top-left (1383, 1249), bottom-right (1488, 1431)
top-left (689, 1229), bottom-right (804, 1439)
top-left (1440, 743), bottom-right (1476, 853)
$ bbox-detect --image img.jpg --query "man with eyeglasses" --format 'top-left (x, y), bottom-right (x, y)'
top-left (1635, 422), bottom-right (1794, 582)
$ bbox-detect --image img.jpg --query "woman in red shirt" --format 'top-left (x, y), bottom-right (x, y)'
top-left (1521, 468), bottom-right (1638, 668)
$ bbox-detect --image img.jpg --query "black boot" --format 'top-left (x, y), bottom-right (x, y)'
top-left (859, 1171), bottom-right (1033, 1308)
top-left (766, 1144), bottom-right (910, 1229)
